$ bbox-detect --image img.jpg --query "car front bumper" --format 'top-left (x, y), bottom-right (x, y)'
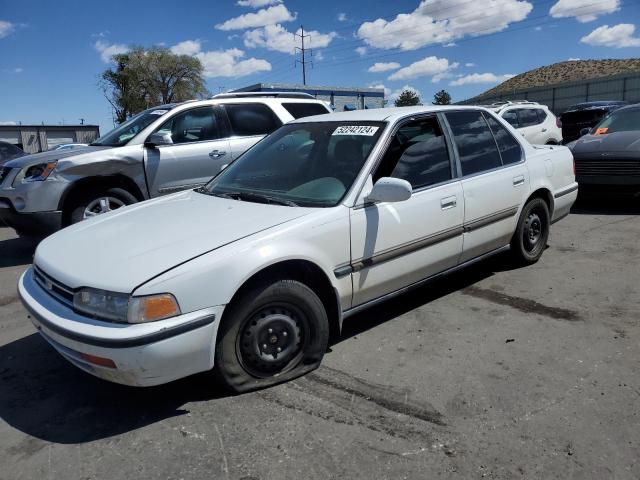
top-left (0, 199), bottom-right (62, 235)
top-left (18, 267), bottom-right (224, 386)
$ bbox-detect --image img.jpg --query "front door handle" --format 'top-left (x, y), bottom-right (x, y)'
top-left (209, 150), bottom-right (227, 158)
top-left (541, 128), bottom-right (548, 132)
top-left (440, 195), bottom-right (457, 210)
top-left (513, 175), bottom-right (525, 187)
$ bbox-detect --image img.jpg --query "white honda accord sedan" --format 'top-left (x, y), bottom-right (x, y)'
top-left (18, 106), bottom-right (578, 392)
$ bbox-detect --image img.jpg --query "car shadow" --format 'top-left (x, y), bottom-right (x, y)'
top-left (0, 235), bottom-right (39, 268)
top-left (571, 190), bottom-right (640, 215)
top-left (0, 252), bottom-right (519, 444)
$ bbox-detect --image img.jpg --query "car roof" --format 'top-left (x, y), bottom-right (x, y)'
top-left (290, 105), bottom-right (487, 124)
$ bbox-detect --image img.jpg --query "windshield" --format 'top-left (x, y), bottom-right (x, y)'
top-left (593, 108), bottom-right (640, 134)
top-left (91, 107), bottom-right (173, 147)
top-left (202, 121), bottom-right (385, 207)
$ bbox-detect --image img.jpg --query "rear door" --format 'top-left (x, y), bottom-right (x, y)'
top-left (350, 115), bottom-right (464, 306)
top-left (516, 108), bottom-right (545, 144)
top-left (444, 110), bottom-right (529, 263)
top-left (144, 106), bottom-right (230, 196)
top-left (221, 103), bottom-right (283, 160)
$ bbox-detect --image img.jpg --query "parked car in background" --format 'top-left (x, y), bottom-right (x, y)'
top-left (18, 105), bottom-right (577, 391)
top-left (567, 103), bottom-right (640, 191)
top-left (49, 143), bottom-right (89, 151)
top-left (560, 101), bottom-right (628, 144)
top-left (0, 141), bottom-right (25, 165)
top-left (485, 101), bottom-right (562, 145)
top-left (0, 93), bottom-right (331, 236)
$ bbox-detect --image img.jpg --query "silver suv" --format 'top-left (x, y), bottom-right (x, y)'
top-left (0, 93), bottom-right (331, 236)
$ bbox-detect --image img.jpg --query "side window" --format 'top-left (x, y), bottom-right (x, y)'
top-left (373, 116), bottom-right (452, 189)
top-left (445, 111), bottom-right (502, 176)
top-left (502, 110), bottom-right (519, 128)
top-left (517, 108), bottom-right (540, 127)
top-left (224, 103), bottom-right (282, 136)
top-left (282, 102), bottom-right (330, 119)
top-left (536, 109), bottom-right (548, 123)
top-left (156, 107), bottom-right (220, 144)
top-left (483, 113), bottom-right (523, 165)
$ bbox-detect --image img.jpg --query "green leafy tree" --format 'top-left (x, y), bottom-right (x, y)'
top-left (101, 46), bottom-right (209, 123)
top-left (433, 89), bottom-right (452, 105)
top-left (394, 89), bottom-right (421, 107)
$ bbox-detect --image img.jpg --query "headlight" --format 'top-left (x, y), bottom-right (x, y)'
top-left (73, 289), bottom-right (180, 324)
top-left (12, 161), bottom-right (57, 186)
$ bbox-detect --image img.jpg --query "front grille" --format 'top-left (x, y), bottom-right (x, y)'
top-left (575, 158), bottom-right (640, 177)
top-left (33, 265), bottom-right (75, 307)
top-left (0, 167), bottom-right (11, 186)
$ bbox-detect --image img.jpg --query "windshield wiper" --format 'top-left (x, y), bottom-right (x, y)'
top-left (220, 191), bottom-right (299, 207)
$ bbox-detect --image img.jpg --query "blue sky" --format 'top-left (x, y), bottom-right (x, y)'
top-left (1, 0), bottom-right (639, 134)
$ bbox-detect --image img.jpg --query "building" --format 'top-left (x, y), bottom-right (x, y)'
top-left (459, 59), bottom-right (640, 115)
top-left (0, 124), bottom-right (100, 154)
top-left (232, 83), bottom-right (385, 111)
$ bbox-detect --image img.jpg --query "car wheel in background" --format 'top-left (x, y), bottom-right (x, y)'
top-left (510, 197), bottom-right (550, 265)
top-left (213, 279), bottom-right (329, 393)
top-left (68, 187), bottom-right (138, 224)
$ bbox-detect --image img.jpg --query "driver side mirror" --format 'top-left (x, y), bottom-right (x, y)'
top-left (144, 132), bottom-right (172, 148)
top-left (579, 127), bottom-right (591, 137)
top-left (365, 177), bottom-right (412, 203)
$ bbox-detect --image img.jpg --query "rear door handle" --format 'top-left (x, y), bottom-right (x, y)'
top-left (513, 175), bottom-right (525, 187)
top-left (209, 150), bottom-right (227, 158)
top-left (440, 196), bottom-right (457, 210)
top-left (542, 128), bottom-right (548, 132)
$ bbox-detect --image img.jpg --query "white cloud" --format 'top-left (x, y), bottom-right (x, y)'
top-left (443, 42), bottom-right (457, 47)
top-left (388, 85), bottom-right (422, 104)
top-left (568, 57), bottom-right (581, 60)
top-left (581, 23), bottom-right (640, 47)
top-left (337, 13), bottom-right (347, 22)
top-left (369, 83), bottom-right (392, 97)
top-left (216, 4), bottom-right (295, 31)
top-left (355, 46), bottom-right (368, 56)
top-left (12, 67), bottom-right (23, 73)
top-left (549, 0), bottom-right (619, 23)
top-left (388, 56), bottom-right (458, 82)
top-left (243, 24), bottom-right (336, 54)
top-left (170, 40), bottom-right (202, 56)
top-left (0, 121), bottom-right (17, 125)
top-left (368, 62), bottom-right (401, 73)
top-left (357, 0), bottom-right (532, 51)
top-left (465, 62), bottom-right (476, 67)
top-left (94, 40), bottom-right (129, 63)
top-left (0, 20), bottom-right (15, 39)
top-left (449, 72), bottom-right (514, 86)
top-left (170, 40), bottom-right (271, 78)
top-left (237, 0), bottom-right (282, 7)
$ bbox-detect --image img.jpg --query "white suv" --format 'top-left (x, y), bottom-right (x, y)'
top-left (486, 101), bottom-right (562, 145)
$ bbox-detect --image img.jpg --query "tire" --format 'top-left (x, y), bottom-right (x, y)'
top-left (68, 187), bottom-right (138, 225)
top-left (510, 197), bottom-right (550, 265)
top-left (213, 279), bottom-right (329, 393)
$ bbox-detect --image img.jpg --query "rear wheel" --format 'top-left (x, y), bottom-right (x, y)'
top-left (510, 198), bottom-right (550, 265)
top-left (213, 279), bottom-right (329, 393)
top-left (67, 187), bottom-right (138, 225)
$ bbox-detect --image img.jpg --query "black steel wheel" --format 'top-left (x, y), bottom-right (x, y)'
top-left (213, 279), bottom-right (329, 393)
top-left (510, 197), bottom-right (550, 265)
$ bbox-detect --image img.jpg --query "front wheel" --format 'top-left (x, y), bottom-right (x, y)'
top-left (510, 198), bottom-right (550, 265)
top-left (213, 279), bottom-right (329, 393)
top-left (67, 187), bottom-right (138, 225)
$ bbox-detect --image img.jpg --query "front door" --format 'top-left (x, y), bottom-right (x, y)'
top-left (144, 106), bottom-right (231, 196)
top-left (350, 115), bottom-right (464, 307)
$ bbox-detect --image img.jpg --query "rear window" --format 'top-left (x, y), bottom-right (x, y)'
top-left (483, 113), bottom-right (523, 165)
top-left (282, 102), bottom-right (330, 119)
top-left (446, 111), bottom-right (502, 176)
top-left (224, 103), bottom-right (282, 137)
top-left (517, 109), bottom-right (540, 127)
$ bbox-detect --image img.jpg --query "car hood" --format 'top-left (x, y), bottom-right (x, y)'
top-left (34, 189), bottom-right (314, 292)
top-left (3, 145), bottom-right (111, 169)
top-left (570, 131), bottom-right (640, 157)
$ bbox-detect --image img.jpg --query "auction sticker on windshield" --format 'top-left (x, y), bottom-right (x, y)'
top-left (333, 126), bottom-right (379, 136)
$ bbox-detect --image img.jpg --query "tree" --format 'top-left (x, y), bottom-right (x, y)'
top-left (433, 89), bottom-right (452, 105)
top-left (394, 89), bottom-right (421, 107)
top-left (101, 46), bottom-right (209, 124)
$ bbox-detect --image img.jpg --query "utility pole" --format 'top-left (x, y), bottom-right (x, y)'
top-left (294, 25), bottom-right (312, 85)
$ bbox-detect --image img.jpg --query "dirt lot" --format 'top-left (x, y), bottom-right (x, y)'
top-left (1, 196), bottom-right (639, 480)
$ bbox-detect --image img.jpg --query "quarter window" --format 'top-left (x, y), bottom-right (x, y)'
top-left (282, 102), bottom-right (331, 119)
top-left (483, 113), bottom-right (523, 165)
top-left (156, 107), bottom-right (220, 144)
top-left (502, 110), bottom-right (519, 127)
top-left (517, 108), bottom-right (540, 127)
top-left (373, 117), bottom-right (452, 189)
top-left (224, 104), bottom-right (282, 136)
top-left (445, 111), bottom-right (502, 176)
top-left (536, 109), bottom-right (548, 123)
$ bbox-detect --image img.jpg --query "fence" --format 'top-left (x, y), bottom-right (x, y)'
top-left (459, 72), bottom-right (640, 114)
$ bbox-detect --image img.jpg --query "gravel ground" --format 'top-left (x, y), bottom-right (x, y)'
top-left (1, 195), bottom-right (639, 480)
